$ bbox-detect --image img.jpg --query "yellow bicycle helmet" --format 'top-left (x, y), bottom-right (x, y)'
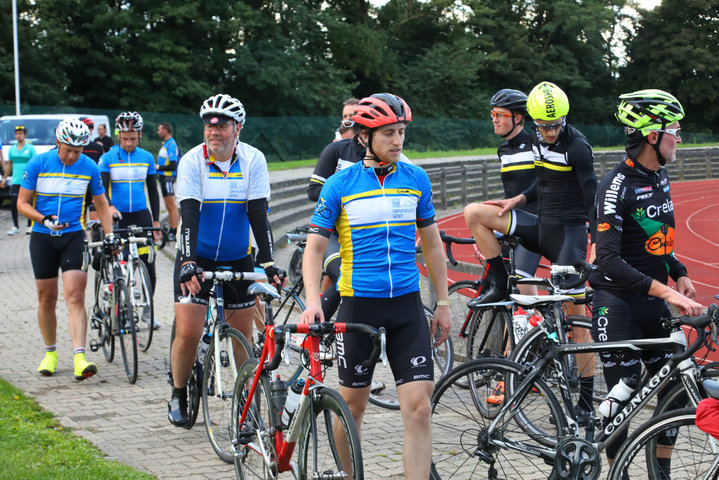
top-left (615, 89), bottom-right (684, 136)
top-left (527, 81), bottom-right (570, 120)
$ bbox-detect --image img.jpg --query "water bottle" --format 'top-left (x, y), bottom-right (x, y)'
top-left (270, 375), bottom-right (287, 422)
top-left (528, 312), bottom-right (543, 328)
top-left (282, 378), bottom-right (305, 428)
top-left (598, 377), bottom-right (638, 418)
top-left (512, 307), bottom-right (529, 343)
top-left (101, 283), bottom-right (113, 310)
top-left (197, 333), bottom-right (212, 364)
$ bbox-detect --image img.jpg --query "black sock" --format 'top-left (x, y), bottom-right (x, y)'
top-left (486, 255), bottom-right (508, 290)
top-left (578, 376), bottom-right (594, 411)
top-left (172, 386), bottom-right (187, 399)
top-left (170, 228), bottom-right (177, 235)
top-left (657, 457), bottom-right (671, 480)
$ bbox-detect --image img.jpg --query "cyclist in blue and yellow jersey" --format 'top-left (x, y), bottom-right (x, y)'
top-left (17, 119), bottom-right (115, 381)
top-left (464, 81), bottom-right (598, 421)
top-left (301, 93), bottom-right (450, 480)
top-left (168, 93), bottom-right (286, 427)
top-left (99, 111), bottom-right (161, 328)
top-left (156, 122), bottom-right (180, 241)
top-left (2, 125), bottom-right (37, 235)
top-left (591, 90), bottom-right (703, 467)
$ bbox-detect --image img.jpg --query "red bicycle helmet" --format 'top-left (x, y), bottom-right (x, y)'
top-left (352, 93), bottom-right (412, 129)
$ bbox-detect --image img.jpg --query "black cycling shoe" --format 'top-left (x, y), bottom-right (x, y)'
top-left (167, 232), bottom-right (176, 242)
top-left (467, 288), bottom-right (508, 309)
top-left (167, 395), bottom-right (189, 427)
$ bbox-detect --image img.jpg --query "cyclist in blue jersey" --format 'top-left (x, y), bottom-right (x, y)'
top-left (301, 94), bottom-right (450, 480)
top-left (168, 94), bottom-right (286, 427)
top-left (156, 122), bottom-right (179, 241)
top-left (17, 119), bottom-right (115, 380)
top-left (99, 112), bottom-right (161, 329)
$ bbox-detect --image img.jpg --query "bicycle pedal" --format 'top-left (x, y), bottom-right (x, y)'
top-left (235, 427), bottom-right (255, 444)
top-left (89, 340), bottom-right (100, 352)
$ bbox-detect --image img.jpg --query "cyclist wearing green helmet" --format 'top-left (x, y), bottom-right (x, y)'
top-left (590, 89), bottom-right (702, 467)
top-left (465, 81), bottom-right (597, 421)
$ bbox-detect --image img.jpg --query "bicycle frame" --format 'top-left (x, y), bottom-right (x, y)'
top-left (489, 320), bottom-right (712, 461)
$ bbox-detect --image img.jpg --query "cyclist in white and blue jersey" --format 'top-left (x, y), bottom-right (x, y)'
top-left (168, 94), bottom-right (286, 427)
top-left (99, 112), bottom-right (161, 328)
top-left (301, 94), bottom-right (450, 480)
top-left (156, 122), bottom-right (179, 241)
top-left (17, 119), bottom-right (115, 381)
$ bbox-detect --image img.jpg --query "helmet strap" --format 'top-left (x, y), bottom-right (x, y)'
top-left (359, 130), bottom-right (394, 174)
top-left (652, 123), bottom-right (667, 166)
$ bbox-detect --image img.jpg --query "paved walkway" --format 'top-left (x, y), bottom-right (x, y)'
top-left (0, 202), bottom-right (421, 479)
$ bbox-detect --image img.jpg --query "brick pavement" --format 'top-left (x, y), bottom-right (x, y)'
top-left (0, 206), bottom-right (412, 480)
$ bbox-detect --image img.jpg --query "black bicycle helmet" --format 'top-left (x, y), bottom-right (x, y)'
top-left (490, 89), bottom-right (528, 115)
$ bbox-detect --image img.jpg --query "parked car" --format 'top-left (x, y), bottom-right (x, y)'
top-left (0, 114), bottom-right (111, 160)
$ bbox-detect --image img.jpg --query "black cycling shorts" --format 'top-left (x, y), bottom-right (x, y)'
top-left (173, 254), bottom-right (256, 309)
top-left (159, 176), bottom-right (176, 197)
top-left (322, 232), bottom-right (341, 281)
top-left (29, 230), bottom-right (86, 279)
top-left (513, 244), bottom-right (541, 279)
top-left (335, 291), bottom-right (433, 389)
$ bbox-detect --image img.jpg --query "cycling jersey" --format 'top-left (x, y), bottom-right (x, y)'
top-left (9, 142), bottom-right (37, 185)
top-left (523, 123), bottom-right (596, 224)
top-left (589, 158), bottom-right (687, 298)
top-left (176, 142), bottom-right (271, 262)
top-left (21, 149), bottom-right (104, 235)
top-left (99, 145), bottom-right (157, 213)
top-left (498, 129), bottom-right (537, 215)
top-left (696, 398), bottom-right (719, 441)
top-left (157, 137), bottom-right (179, 178)
top-left (308, 137), bottom-right (410, 201)
top-left (309, 161), bottom-right (435, 298)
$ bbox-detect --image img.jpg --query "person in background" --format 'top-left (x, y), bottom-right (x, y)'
top-left (333, 97), bottom-right (359, 141)
top-left (95, 123), bottom-right (114, 153)
top-left (2, 125), bottom-right (37, 235)
top-left (78, 117), bottom-right (104, 222)
top-left (156, 122), bottom-right (180, 242)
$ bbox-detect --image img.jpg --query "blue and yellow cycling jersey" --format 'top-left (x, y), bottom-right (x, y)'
top-left (21, 149), bottom-right (104, 234)
top-left (309, 161), bottom-right (436, 298)
top-left (157, 137), bottom-right (179, 177)
top-left (98, 145), bottom-right (156, 213)
top-left (176, 142), bottom-right (271, 262)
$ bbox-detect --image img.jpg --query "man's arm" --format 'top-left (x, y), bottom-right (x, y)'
top-left (418, 223), bottom-right (450, 345)
top-left (0, 158), bottom-right (10, 188)
top-left (145, 173), bottom-right (161, 223)
top-left (307, 143), bottom-right (340, 202)
top-left (299, 232), bottom-right (330, 324)
top-left (92, 193), bottom-right (114, 235)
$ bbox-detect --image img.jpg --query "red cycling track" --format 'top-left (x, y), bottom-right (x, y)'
top-left (428, 178), bottom-right (719, 360)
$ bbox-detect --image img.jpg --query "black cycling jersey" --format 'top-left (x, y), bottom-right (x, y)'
top-left (589, 158), bottom-right (687, 298)
top-left (522, 123), bottom-right (597, 225)
top-left (498, 130), bottom-right (537, 215)
top-left (307, 137), bottom-right (365, 202)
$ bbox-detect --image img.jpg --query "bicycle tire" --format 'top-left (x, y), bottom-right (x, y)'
top-left (298, 386), bottom-right (363, 480)
top-left (91, 268), bottom-right (115, 363)
top-left (445, 280), bottom-right (479, 361)
top-left (130, 258), bottom-right (153, 352)
top-left (466, 306), bottom-right (511, 361)
top-left (233, 363), bottom-right (277, 480)
top-left (368, 305), bottom-right (454, 410)
top-left (654, 361), bottom-right (719, 416)
top-left (608, 408), bottom-right (719, 480)
top-left (273, 288), bottom-right (305, 326)
top-left (202, 326), bottom-right (254, 463)
top-left (430, 358), bottom-right (566, 480)
top-left (114, 278), bottom-right (138, 384)
top-left (511, 315), bottom-right (607, 404)
top-left (288, 247), bottom-right (303, 285)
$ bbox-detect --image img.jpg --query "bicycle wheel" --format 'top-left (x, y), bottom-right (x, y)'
top-left (511, 315), bottom-right (607, 404)
top-left (430, 358), bottom-right (566, 480)
top-left (466, 306), bottom-right (511, 361)
top-left (90, 268), bottom-right (115, 363)
top-left (288, 247), bottom-right (303, 285)
top-left (233, 364), bottom-right (277, 480)
top-left (202, 326), bottom-right (254, 463)
top-left (609, 408), bottom-right (719, 480)
top-left (446, 280), bottom-right (479, 359)
top-left (114, 278), bottom-right (138, 384)
top-left (298, 386), bottom-right (363, 480)
top-left (273, 288), bottom-right (305, 326)
top-left (368, 305), bottom-right (454, 410)
top-left (130, 258), bottom-right (153, 352)
top-left (654, 362), bottom-right (719, 416)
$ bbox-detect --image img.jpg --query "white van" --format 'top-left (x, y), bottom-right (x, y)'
top-left (0, 114), bottom-right (111, 159)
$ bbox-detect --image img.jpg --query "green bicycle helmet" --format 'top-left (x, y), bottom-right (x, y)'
top-left (527, 82), bottom-right (569, 121)
top-left (615, 89), bottom-right (684, 136)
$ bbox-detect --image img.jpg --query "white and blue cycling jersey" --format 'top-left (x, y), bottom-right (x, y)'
top-left (98, 145), bottom-right (156, 213)
top-left (158, 137), bottom-right (179, 178)
top-left (309, 161), bottom-right (435, 298)
top-left (22, 149), bottom-right (104, 234)
top-left (176, 142), bottom-right (271, 262)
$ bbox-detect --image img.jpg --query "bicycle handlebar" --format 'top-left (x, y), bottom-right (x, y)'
top-left (439, 230), bottom-right (476, 266)
top-left (198, 269), bottom-right (268, 282)
top-left (266, 323), bottom-right (387, 372)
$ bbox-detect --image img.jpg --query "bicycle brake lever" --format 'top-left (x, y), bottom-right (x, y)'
top-left (284, 330), bottom-right (291, 365)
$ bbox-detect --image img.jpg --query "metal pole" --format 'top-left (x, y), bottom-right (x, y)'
top-left (13, 0), bottom-right (20, 115)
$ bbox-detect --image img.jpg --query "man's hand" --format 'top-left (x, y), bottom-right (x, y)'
top-left (42, 214), bottom-right (68, 231)
top-left (263, 263), bottom-right (288, 290)
top-left (431, 304), bottom-right (451, 346)
top-left (152, 221), bottom-right (162, 243)
top-left (179, 261), bottom-right (202, 296)
top-left (109, 206), bottom-right (122, 220)
top-left (102, 233), bottom-right (119, 254)
top-left (676, 276), bottom-right (697, 300)
top-left (484, 194), bottom-right (525, 217)
top-left (300, 302), bottom-right (324, 325)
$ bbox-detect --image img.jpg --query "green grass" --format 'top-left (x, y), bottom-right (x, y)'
top-left (0, 378), bottom-right (155, 480)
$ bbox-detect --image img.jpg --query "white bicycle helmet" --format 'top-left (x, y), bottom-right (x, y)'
top-left (55, 118), bottom-right (91, 146)
top-left (115, 111), bottom-right (144, 132)
top-left (199, 94), bottom-right (246, 126)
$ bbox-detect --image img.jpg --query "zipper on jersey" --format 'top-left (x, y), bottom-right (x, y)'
top-left (373, 167), bottom-right (396, 297)
top-left (54, 163), bottom-right (65, 236)
top-left (211, 155), bottom-right (237, 261)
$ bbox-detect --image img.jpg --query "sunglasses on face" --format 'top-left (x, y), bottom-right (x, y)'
top-left (656, 128), bottom-right (681, 138)
top-left (490, 111), bottom-right (514, 119)
top-left (534, 120), bottom-right (563, 131)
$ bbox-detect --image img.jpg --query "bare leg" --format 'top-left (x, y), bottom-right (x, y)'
top-left (338, 385), bottom-right (371, 477)
top-left (163, 195), bottom-right (179, 230)
top-left (171, 303), bottom-right (206, 389)
top-left (62, 270), bottom-right (89, 350)
top-left (397, 381), bottom-right (434, 480)
top-left (463, 203), bottom-right (511, 259)
top-left (36, 278), bottom-right (59, 347)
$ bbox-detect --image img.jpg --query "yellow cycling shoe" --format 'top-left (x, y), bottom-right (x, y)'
top-left (37, 351), bottom-right (58, 376)
top-left (74, 353), bottom-right (97, 381)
